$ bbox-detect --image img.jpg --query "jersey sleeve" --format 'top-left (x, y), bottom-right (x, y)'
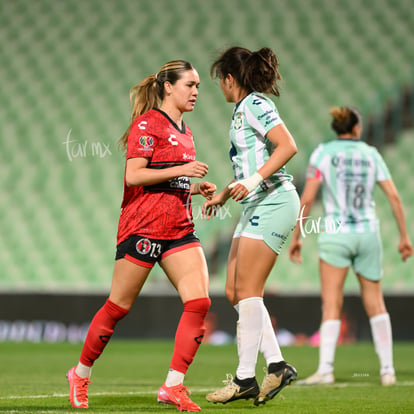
top-left (126, 118), bottom-right (156, 160)
top-left (373, 148), bottom-right (391, 181)
top-left (244, 95), bottom-right (283, 136)
top-left (306, 145), bottom-right (323, 181)
top-left (306, 164), bottom-right (323, 181)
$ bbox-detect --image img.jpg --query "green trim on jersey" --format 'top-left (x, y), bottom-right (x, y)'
top-left (229, 92), bottom-right (295, 204)
top-left (307, 139), bottom-right (391, 233)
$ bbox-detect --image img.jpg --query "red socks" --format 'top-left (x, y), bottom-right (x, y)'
top-left (170, 297), bottom-right (211, 373)
top-left (79, 297), bottom-right (210, 374)
top-left (80, 299), bottom-right (129, 366)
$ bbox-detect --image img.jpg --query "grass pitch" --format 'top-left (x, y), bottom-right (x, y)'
top-left (0, 340), bottom-right (413, 413)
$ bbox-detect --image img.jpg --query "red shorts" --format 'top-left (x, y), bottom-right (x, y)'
top-left (115, 232), bottom-right (201, 268)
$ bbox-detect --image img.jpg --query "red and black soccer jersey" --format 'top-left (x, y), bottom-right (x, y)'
top-left (116, 109), bottom-right (197, 245)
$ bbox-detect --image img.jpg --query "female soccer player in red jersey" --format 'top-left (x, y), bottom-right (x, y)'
top-left (67, 60), bottom-right (215, 412)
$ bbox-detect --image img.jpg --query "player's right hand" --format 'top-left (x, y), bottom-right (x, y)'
top-left (289, 240), bottom-right (303, 264)
top-left (181, 161), bottom-right (209, 178)
top-left (202, 195), bottom-right (226, 219)
top-left (399, 237), bottom-right (413, 261)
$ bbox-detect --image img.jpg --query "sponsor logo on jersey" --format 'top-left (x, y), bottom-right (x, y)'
top-left (168, 134), bottom-right (178, 146)
top-left (331, 155), bottom-right (371, 168)
top-left (257, 109), bottom-right (273, 120)
top-left (265, 117), bottom-right (278, 127)
top-left (183, 152), bottom-right (196, 161)
top-left (138, 121), bottom-right (147, 130)
top-left (170, 176), bottom-right (191, 190)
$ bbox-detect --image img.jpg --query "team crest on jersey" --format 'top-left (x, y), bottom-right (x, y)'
top-left (136, 238), bottom-right (152, 255)
top-left (139, 136), bottom-right (154, 148)
top-left (234, 112), bottom-right (243, 130)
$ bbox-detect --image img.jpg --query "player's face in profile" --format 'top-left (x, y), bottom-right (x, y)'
top-left (169, 69), bottom-right (200, 113)
top-left (219, 76), bottom-right (233, 103)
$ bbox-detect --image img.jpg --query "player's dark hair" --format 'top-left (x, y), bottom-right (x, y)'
top-left (330, 106), bottom-right (362, 135)
top-left (210, 46), bottom-right (282, 96)
top-left (119, 60), bottom-right (195, 150)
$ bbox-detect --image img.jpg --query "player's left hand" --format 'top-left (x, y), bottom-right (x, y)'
top-left (228, 172), bottom-right (263, 201)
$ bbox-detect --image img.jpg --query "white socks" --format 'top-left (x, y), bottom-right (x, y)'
top-left (317, 319), bottom-right (341, 375)
top-left (236, 297), bottom-right (263, 379)
top-left (258, 305), bottom-right (284, 365)
top-left (76, 362), bottom-right (92, 378)
top-left (75, 361), bottom-right (186, 386)
top-left (317, 314), bottom-right (394, 377)
top-left (370, 312), bottom-right (395, 376)
top-left (235, 297), bottom-right (284, 379)
top-left (165, 368), bottom-right (185, 387)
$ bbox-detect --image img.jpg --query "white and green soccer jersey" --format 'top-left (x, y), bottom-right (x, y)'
top-left (307, 139), bottom-right (391, 233)
top-left (229, 92), bottom-right (295, 204)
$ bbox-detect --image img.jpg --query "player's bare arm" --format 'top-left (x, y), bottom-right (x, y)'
top-left (125, 158), bottom-right (208, 187)
top-left (228, 124), bottom-right (297, 201)
top-left (378, 179), bottom-right (413, 261)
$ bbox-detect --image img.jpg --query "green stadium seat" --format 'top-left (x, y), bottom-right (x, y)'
top-left (0, 0), bottom-right (413, 293)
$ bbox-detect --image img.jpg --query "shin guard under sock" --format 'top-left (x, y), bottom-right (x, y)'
top-left (170, 297), bottom-right (211, 374)
top-left (370, 313), bottom-right (395, 376)
top-left (80, 299), bottom-right (129, 366)
top-left (318, 319), bottom-right (341, 375)
top-left (236, 297), bottom-right (264, 380)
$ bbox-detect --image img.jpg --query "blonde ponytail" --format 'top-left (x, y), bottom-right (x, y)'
top-left (119, 74), bottom-right (160, 150)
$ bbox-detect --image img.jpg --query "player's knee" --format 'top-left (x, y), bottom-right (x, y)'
top-left (104, 299), bottom-right (130, 321)
top-left (184, 297), bottom-right (211, 315)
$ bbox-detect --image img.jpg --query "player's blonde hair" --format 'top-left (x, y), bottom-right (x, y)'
top-left (119, 60), bottom-right (195, 150)
top-left (330, 106), bottom-right (362, 135)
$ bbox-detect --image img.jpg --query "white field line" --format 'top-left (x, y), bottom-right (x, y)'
top-left (1, 382), bottom-right (414, 401)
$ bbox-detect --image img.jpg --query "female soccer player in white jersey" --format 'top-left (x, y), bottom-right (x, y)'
top-left (203, 46), bottom-right (300, 406)
top-left (289, 106), bottom-right (413, 386)
top-left (66, 60), bottom-right (216, 412)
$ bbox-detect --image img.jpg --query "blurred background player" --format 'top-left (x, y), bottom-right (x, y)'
top-left (67, 60), bottom-right (216, 411)
top-left (289, 106), bottom-right (413, 386)
top-left (203, 46), bottom-right (299, 406)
